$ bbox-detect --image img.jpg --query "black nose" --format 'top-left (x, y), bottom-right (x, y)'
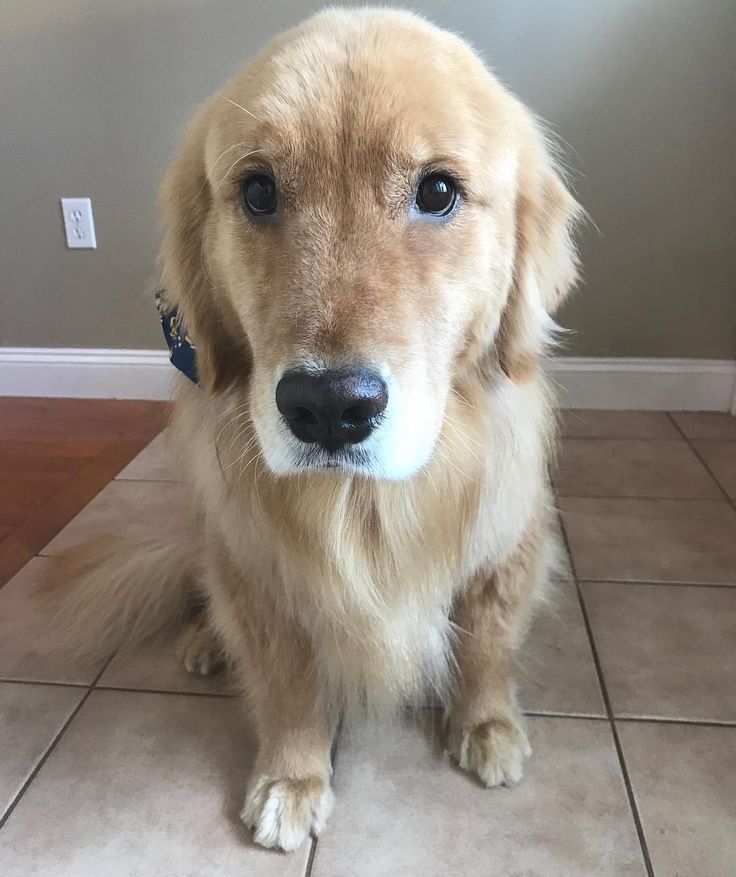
top-left (275, 368), bottom-right (388, 449)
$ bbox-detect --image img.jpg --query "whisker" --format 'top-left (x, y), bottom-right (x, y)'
top-left (225, 421), bottom-right (254, 460)
top-left (253, 449), bottom-right (265, 497)
top-left (216, 148), bottom-right (264, 191)
top-left (225, 97), bottom-right (263, 123)
top-left (214, 408), bottom-right (249, 450)
top-left (435, 437), bottom-right (480, 486)
top-left (215, 409), bottom-right (247, 440)
top-left (442, 417), bottom-right (484, 468)
top-left (224, 435), bottom-right (259, 471)
top-left (216, 400), bottom-right (251, 424)
top-left (194, 139), bottom-right (261, 200)
top-left (235, 444), bottom-right (263, 493)
top-left (450, 387), bottom-right (478, 412)
top-left (234, 440), bottom-right (259, 490)
top-left (443, 413), bottom-right (483, 448)
top-left (421, 461), bottom-right (439, 493)
top-left (204, 141), bottom-right (252, 180)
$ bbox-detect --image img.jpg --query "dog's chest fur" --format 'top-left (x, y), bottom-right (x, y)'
top-left (175, 378), bottom-right (550, 707)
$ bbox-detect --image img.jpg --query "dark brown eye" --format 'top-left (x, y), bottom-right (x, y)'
top-left (415, 173), bottom-right (457, 215)
top-left (241, 173), bottom-right (277, 216)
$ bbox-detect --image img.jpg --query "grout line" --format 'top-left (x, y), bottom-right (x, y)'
top-left (93, 684), bottom-right (238, 698)
top-left (559, 435), bottom-right (687, 442)
top-left (561, 436), bottom-right (736, 445)
top-left (579, 578), bottom-right (736, 589)
top-left (0, 677), bottom-right (88, 689)
top-left (555, 493), bottom-right (732, 502)
top-left (303, 721), bottom-right (343, 877)
top-left (0, 657), bottom-right (112, 832)
top-left (616, 716), bottom-right (736, 729)
top-left (304, 836), bottom-right (319, 877)
top-left (662, 436), bottom-right (736, 443)
top-left (558, 494), bottom-right (730, 505)
top-left (556, 510), bottom-right (656, 877)
top-left (667, 413), bottom-right (736, 515)
top-left (524, 710), bottom-right (608, 721)
top-left (527, 710), bottom-right (736, 729)
top-left (11, 681), bottom-right (727, 727)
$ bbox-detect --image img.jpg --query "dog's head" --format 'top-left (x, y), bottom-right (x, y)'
top-left (160, 9), bottom-right (580, 480)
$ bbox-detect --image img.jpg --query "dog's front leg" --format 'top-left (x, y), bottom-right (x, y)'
top-left (221, 594), bottom-right (334, 852)
top-left (448, 518), bottom-right (543, 788)
top-left (240, 676), bottom-right (334, 852)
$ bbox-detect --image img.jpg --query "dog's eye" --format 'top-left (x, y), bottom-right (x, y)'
top-left (415, 173), bottom-right (457, 216)
top-left (240, 174), bottom-right (277, 216)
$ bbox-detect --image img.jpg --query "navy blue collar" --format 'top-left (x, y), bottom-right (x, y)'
top-left (155, 289), bottom-right (199, 385)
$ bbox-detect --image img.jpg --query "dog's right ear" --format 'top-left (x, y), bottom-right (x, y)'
top-left (495, 154), bottom-right (581, 384)
top-left (159, 107), bottom-right (250, 393)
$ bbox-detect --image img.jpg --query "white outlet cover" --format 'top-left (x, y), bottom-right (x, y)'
top-left (60, 197), bottom-right (97, 249)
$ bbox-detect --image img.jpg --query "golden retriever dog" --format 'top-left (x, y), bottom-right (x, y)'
top-left (44, 7), bottom-right (580, 852)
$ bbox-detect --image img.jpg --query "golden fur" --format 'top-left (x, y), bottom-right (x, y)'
top-left (41, 8), bottom-right (580, 851)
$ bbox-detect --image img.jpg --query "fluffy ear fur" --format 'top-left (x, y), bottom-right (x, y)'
top-left (497, 146), bottom-right (581, 383)
top-left (159, 107), bottom-right (251, 393)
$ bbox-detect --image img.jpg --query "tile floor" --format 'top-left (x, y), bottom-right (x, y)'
top-left (1, 405), bottom-right (735, 876)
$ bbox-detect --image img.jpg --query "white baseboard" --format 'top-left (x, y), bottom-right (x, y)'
top-left (0, 348), bottom-right (734, 411)
top-left (545, 356), bottom-right (736, 411)
top-left (0, 348), bottom-right (175, 401)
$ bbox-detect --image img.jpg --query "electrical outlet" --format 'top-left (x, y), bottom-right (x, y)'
top-left (60, 197), bottom-right (97, 249)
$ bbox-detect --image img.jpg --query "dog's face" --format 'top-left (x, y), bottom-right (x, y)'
top-left (162, 10), bottom-right (579, 480)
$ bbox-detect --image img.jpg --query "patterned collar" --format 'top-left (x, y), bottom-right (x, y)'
top-left (155, 289), bottom-right (199, 385)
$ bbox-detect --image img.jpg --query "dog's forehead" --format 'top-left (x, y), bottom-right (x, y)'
top-left (213, 21), bottom-right (516, 185)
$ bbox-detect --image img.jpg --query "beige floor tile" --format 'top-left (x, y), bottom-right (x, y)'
top-left (40, 480), bottom-right (182, 556)
top-left (554, 439), bottom-right (721, 498)
top-left (0, 682), bottom-right (83, 818)
top-left (560, 497), bottom-right (736, 584)
top-left (619, 722), bottom-right (736, 877)
top-left (694, 440), bottom-right (736, 499)
top-left (519, 579), bottom-right (604, 716)
top-left (560, 409), bottom-right (679, 439)
top-left (0, 690), bottom-right (311, 876)
top-left (312, 715), bottom-right (644, 877)
top-left (670, 411), bottom-right (736, 440)
top-left (99, 628), bottom-right (237, 695)
top-left (583, 582), bottom-right (736, 721)
top-left (116, 432), bottom-right (177, 482)
top-left (0, 558), bottom-right (104, 684)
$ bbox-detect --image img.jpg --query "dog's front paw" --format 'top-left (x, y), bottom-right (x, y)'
top-left (451, 718), bottom-right (532, 788)
top-left (241, 774), bottom-right (334, 852)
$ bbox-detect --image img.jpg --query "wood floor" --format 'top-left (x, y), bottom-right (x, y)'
top-left (0, 398), bottom-right (169, 587)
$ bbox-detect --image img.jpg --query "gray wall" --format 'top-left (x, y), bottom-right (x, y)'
top-left (2, 0), bottom-right (734, 357)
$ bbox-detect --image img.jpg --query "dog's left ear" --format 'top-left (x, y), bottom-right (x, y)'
top-left (497, 149), bottom-right (581, 383)
top-left (159, 104), bottom-right (251, 394)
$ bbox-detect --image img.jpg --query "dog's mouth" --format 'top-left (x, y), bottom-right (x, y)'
top-left (295, 442), bottom-right (376, 476)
